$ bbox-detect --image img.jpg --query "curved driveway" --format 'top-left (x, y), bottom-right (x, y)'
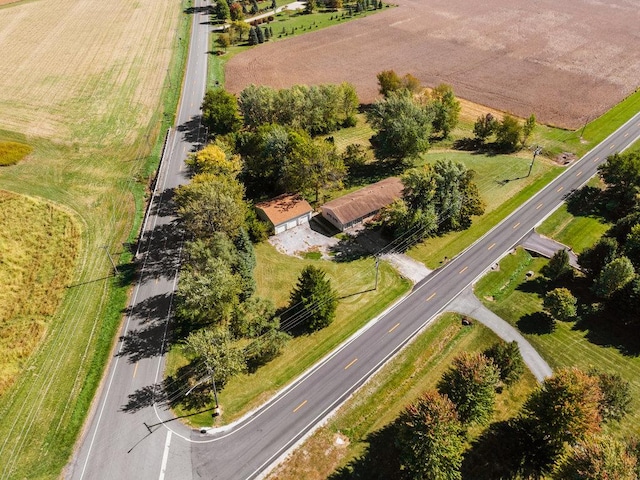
top-left (66, 0), bottom-right (640, 476)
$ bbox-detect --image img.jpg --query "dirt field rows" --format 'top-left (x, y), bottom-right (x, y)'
top-left (225, 0), bottom-right (640, 129)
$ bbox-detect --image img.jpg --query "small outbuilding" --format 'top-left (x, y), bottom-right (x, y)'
top-left (255, 193), bottom-right (313, 235)
top-left (320, 177), bottom-right (404, 231)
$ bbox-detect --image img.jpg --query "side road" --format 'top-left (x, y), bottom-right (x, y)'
top-left (449, 287), bottom-right (553, 382)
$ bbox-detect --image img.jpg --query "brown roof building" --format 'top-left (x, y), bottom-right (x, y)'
top-left (255, 194), bottom-right (313, 234)
top-left (320, 177), bottom-right (404, 231)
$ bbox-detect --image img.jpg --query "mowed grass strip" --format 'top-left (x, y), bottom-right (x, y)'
top-left (0, 141), bottom-right (32, 166)
top-left (166, 242), bottom-right (411, 425)
top-left (266, 314), bottom-right (538, 480)
top-left (475, 248), bottom-right (640, 439)
top-left (0, 0), bottom-right (189, 477)
top-left (536, 203), bottom-right (610, 254)
top-left (0, 191), bottom-right (80, 395)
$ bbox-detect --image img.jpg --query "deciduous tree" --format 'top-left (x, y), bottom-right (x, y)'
top-left (495, 114), bottom-right (522, 152)
top-left (554, 435), bottom-right (637, 480)
top-left (593, 256), bottom-right (635, 298)
top-left (543, 287), bottom-right (577, 322)
top-left (437, 352), bottom-right (500, 425)
top-left (395, 391), bottom-right (465, 480)
top-left (430, 84), bottom-right (461, 138)
top-left (473, 113), bottom-right (498, 143)
top-left (589, 369), bottom-right (632, 422)
top-left (598, 151), bottom-right (640, 216)
top-left (202, 88), bottom-right (242, 135)
top-left (522, 113), bottom-right (536, 146)
top-left (541, 248), bottom-right (572, 280)
top-left (367, 90), bottom-right (433, 161)
top-left (183, 327), bottom-right (246, 387)
top-left (578, 236), bottom-right (618, 278)
top-left (174, 174), bottom-right (247, 240)
top-left (185, 143), bottom-right (241, 176)
top-left (522, 367), bottom-right (603, 449)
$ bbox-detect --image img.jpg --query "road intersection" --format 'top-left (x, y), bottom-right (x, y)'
top-left (66, 0), bottom-right (640, 476)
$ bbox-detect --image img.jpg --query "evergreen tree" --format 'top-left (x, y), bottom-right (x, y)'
top-left (483, 340), bottom-right (525, 386)
top-left (263, 26), bottom-right (270, 41)
top-left (541, 248), bottom-right (571, 280)
top-left (248, 26), bottom-right (258, 45)
top-left (234, 228), bottom-right (257, 300)
top-left (256, 24), bottom-right (265, 43)
top-left (288, 265), bottom-right (338, 331)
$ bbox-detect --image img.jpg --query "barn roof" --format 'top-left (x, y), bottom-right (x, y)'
top-left (321, 177), bottom-right (403, 225)
top-left (255, 194), bottom-right (313, 226)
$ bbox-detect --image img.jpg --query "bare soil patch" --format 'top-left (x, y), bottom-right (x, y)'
top-left (226, 0), bottom-right (640, 129)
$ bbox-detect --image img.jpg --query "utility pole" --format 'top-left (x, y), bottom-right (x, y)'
top-left (103, 245), bottom-right (119, 275)
top-left (528, 145), bottom-right (542, 177)
top-left (374, 256), bottom-right (380, 290)
top-left (209, 365), bottom-right (220, 417)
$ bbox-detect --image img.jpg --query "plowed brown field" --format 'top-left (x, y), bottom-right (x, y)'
top-left (225, 0), bottom-right (640, 129)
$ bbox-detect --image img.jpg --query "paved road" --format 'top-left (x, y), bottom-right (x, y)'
top-left (449, 288), bottom-right (552, 383)
top-left (65, 0), bottom-right (210, 478)
top-left (522, 231), bottom-right (580, 269)
top-left (66, 0), bottom-right (640, 475)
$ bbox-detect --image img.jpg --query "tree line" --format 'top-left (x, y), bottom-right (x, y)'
top-left (336, 341), bottom-right (634, 480)
top-left (536, 150), bottom-right (640, 332)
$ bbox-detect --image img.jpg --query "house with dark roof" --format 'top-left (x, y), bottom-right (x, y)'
top-left (255, 194), bottom-right (313, 234)
top-left (320, 177), bottom-right (404, 231)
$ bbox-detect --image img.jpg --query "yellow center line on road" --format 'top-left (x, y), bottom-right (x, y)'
top-left (388, 323), bottom-right (400, 333)
top-left (557, 186), bottom-right (564, 192)
top-left (513, 222), bottom-right (520, 229)
top-left (293, 400), bottom-right (307, 413)
top-left (426, 292), bottom-right (436, 302)
top-left (610, 144), bottom-right (615, 149)
top-left (459, 266), bottom-right (468, 274)
top-left (625, 132), bottom-right (629, 137)
top-left (536, 203), bottom-right (543, 209)
top-left (576, 171), bottom-right (583, 177)
top-left (593, 156), bottom-right (600, 163)
top-left (344, 358), bottom-right (358, 370)
top-left (133, 362), bottom-right (138, 378)
top-left (488, 243), bottom-right (496, 250)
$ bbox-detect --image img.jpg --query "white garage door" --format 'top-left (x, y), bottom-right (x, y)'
top-left (275, 224), bottom-right (286, 234)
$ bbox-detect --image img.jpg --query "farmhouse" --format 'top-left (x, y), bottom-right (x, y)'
top-left (321, 177), bottom-right (404, 231)
top-left (255, 193), bottom-right (313, 234)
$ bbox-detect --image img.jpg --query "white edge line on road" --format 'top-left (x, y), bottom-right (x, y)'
top-left (158, 430), bottom-right (172, 480)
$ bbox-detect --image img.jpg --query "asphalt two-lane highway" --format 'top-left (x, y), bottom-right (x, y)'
top-left (65, 0), bottom-right (640, 474)
top-left (187, 113), bottom-right (640, 479)
top-left (66, 0), bottom-right (209, 478)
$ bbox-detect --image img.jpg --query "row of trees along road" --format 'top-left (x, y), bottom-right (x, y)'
top-left (172, 142), bottom-right (340, 399)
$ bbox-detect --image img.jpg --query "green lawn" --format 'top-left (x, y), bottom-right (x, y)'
top-left (537, 203), bottom-right (611, 254)
top-left (266, 313), bottom-right (538, 479)
top-left (410, 154), bottom-right (561, 268)
top-left (165, 241), bottom-right (412, 425)
top-left (475, 248), bottom-right (640, 439)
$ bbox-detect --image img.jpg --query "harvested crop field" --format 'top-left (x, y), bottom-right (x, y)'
top-left (225, 0), bottom-right (640, 129)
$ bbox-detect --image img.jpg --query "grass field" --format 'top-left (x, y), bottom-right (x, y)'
top-left (0, 141), bottom-right (32, 166)
top-left (0, 191), bottom-right (80, 395)
top-left (475, 248), bottom-right (640, 439)
top-left (266, 313), bottom-right (538, 479)
top-left (165, 241), bottom-right (412, 425)
top-left (537, 203), bottom-right (611, 254)
top-left (0, 0), bottom-right (188, 477)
